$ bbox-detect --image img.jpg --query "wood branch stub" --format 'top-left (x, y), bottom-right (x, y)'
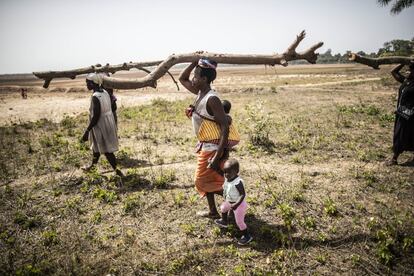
top-left (349, 53), bottom-right (414, 69)
top-left (33, 61), bottom-right (162, 88)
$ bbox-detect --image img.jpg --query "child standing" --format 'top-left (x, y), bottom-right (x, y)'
top-left (215, 159), bottom-right (253, 245)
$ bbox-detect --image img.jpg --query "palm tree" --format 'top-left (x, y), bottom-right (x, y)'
top-left (377, 0), bottom-right (414, 14)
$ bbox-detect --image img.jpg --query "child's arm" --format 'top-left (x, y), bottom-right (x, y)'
top-left (178, 62), bottom-right (198, 94)
top-left (231, 180), bottom-right (246, 210)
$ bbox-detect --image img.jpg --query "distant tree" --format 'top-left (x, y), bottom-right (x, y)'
top-left (340, 51), bottom-right (353, 64)
top-left (377, 39), bottom-right (414, 56)
top-left (317, 49), bottom-right (335, 63)
top-left (377, 0), bottom-right (414, 14)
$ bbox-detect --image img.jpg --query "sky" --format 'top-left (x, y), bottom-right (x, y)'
top-left (0, 0), bottom-right (413, 74)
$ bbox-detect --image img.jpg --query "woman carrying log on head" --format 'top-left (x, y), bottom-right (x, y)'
top-left (81, 73), bottom-right (124, 177)
top-left (386, 62), bottom-right (414, 165)
top-left (179, 58), bottom-right (240, 218)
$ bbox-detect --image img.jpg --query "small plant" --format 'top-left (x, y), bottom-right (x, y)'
top-left (212, 226), bottom-right (221, 238)
top-left (122, 193), bottom-right (143, 214)
top-left (152, 169), bottom-right (177, 189)
top-left (0, 230), bottom-right (15, 245)
top-left (316, 254), bottom-right (327, 264)
top-left (173, 191), bottom-right (185, 207)
top-left (180, 223), bottom-right (197, 236)
top-left (350, 254), bottom-right (361, 266)
top-left (375, 228), bottom-right (399, 266)
top-left (323, 198), bottom-right (338, 216)
top-left (92, 188), bottom-right (117, 203)
top-left (360, 170), bottom-right (378, 186)
top-left (188, 194), bottom-right (198, 204)
top-left (66, 195), bottom-right (83, 213)
top-left (42, 230), bottom-right (59, 246)
top-left (244, 101), bottom-right (275, 152)
top-left (303, 216), bottom-right (316, 229)
top-left (233, 264), bottom-right (246, 274)
top-left (278, 203), bottom-right (296, 229)
top-left (264, 198), bottom-right (276, 208)
top-left (403, 237), bottom-right (414, 251)
top-left (16, 264), bottom-right (42, 276)
top-left (291, 190), bottom-right (305, 202)
top-left (91, 211), bottom-right (102, 224)
top-left (14, 212), bottom-right (41, 229)
top-left (60, 116), bottom-right (77, 128)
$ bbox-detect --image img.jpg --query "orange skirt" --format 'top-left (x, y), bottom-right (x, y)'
top-left (194, 150), bottom-right (226, 197)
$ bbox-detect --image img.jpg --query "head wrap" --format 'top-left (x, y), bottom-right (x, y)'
top-left (86, 73), bottom-right (103, 86)
top-left (198, 58), bottom-right (217, 69)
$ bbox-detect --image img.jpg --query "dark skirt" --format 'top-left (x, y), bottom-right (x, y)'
top-left (393, 115), bottom-right (414, 153)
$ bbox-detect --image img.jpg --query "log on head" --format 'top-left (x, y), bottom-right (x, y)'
top-left (102, 30), bottom-right (324, 90)
top-left (33, 30), bottom-right (323, 90)
top-left (349, 53), bottom-right (414, 69)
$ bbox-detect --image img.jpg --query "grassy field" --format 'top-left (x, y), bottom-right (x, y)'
top-left (0, 64), bottom-right (413, 275)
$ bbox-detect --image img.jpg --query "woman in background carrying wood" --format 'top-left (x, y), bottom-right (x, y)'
top-left (81, 73), bottom-right (123, 177)
top-left (387, 62), bottom-right (414, 165)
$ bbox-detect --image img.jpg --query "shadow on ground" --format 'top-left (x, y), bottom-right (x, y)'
top-left (211, 214), bottom-right (372, 253)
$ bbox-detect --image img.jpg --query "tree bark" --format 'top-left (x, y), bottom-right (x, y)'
top-left (348, 53), bottom-right (413, 69)
top-left (33, 30), bottom-right (323, 90)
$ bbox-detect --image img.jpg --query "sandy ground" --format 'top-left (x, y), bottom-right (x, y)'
top-left (0, 90), bottom-right (190, 125)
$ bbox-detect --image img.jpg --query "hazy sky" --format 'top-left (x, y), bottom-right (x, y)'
top-left (0, 0), bottom-right (413, 74)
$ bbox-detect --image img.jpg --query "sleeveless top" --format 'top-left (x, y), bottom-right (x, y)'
top-left (223, 176), bottom-right (244, 202)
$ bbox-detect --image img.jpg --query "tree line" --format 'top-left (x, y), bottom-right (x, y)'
top-left (314, 38), bottom-right (414, 64)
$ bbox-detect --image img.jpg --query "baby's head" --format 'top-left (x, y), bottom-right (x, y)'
top-left (222, 100), bottom-right (231, 114)
top-left (223, 158), bottom-right (239, 181)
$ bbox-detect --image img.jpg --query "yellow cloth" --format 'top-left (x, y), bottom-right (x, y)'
top-left (194, 150), bottom-right (226, 196)
top-left (197, 119), bottom-right (240, 146)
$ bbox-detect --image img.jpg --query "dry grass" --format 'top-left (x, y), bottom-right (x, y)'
top-left (0, 65), bottom-right (413, 275)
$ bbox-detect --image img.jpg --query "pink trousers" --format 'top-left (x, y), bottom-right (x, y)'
top-left (220, 200), bottom-right (248, 231)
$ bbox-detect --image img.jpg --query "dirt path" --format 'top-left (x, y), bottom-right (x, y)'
top-left (281, 77), bottom-right (381, 88)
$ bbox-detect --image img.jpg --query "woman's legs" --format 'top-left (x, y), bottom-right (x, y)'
top-left (83, 152), bottom-right (123, 176)
top-left (104, 153), bottom-right (117, 170)
top-left (104, 152), bottom-right (124, 177)
top-left (83, 152), bottom-right (100, 171)
top-left (206, 192), bottom-right (219, 216)
top-left (386, 151), bottom-right (401, 166)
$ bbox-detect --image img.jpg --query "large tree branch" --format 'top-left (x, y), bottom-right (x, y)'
top-left (348, 53), bottom-right (413, 69)
top-left (33, 30), bottom-right (323, 90)
top-left (103, 31), bottom-right (323, 89)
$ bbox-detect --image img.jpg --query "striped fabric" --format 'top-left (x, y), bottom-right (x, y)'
top-left (197, 119), bottom-right (240, 147)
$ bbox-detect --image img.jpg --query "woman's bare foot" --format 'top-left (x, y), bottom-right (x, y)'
top-left (81, 165), bottom-right (95, 172)
top-left (196, 210), bottom-right (220, 219)
top-left (385, 158), bottom-right (398, 166)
